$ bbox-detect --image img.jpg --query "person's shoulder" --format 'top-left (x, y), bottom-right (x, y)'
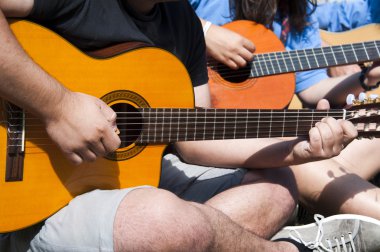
top-left (0, 0), bottom-right (35, 17)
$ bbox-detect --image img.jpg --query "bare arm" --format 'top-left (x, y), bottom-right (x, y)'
top-left (0, 0), bottom-right (33, 17)
top-left (0, 2), bottom-right (120, 164)
top-left (174, 84), bottom-right (357, 169)
top-left (199, 18), bottom-right (255, 70)
top-left (299, 62), bottom-right (380, 108)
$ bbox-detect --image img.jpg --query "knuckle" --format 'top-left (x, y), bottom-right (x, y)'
top-left (87, 155), bottom-right (97, 162)
top-left (237, 60), bottom-right (246, 67)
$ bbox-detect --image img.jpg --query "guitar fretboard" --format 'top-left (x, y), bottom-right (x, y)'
top-left (250, 40), bottom-right (380, 77)
top-left (128, 108), bottom-right (346, 143)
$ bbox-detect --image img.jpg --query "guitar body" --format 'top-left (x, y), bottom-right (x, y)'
top-left (0, 20), bottom-right (194, 232)
top-left (208, 20), bottom-right (296, 109)
top-left (320, 24), bottom-right (380, 45)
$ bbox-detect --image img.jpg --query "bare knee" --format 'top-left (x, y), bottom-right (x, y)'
top-left (114, 188), bottom-right (214, 252)
top-left (243, 168), bottom-right (298, 223)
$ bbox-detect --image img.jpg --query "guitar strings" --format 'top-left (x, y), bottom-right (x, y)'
top-left (3, 113), bottom-right (347, 128)
top-left (2, 110), bottom-right (347, 125)
top-left (205, 43), bottom-right (380, 78)
top-left (206, 42), bottom-right (380, 71)
top-left (3, 129), bottom-right (335, 148)
top-left (4, 116), bottom-right (363, 145)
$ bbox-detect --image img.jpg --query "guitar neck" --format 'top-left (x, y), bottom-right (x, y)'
top-left (134, 108), bottom-right (345, 143)
top-left (251, 40), bottom-right (380, 77)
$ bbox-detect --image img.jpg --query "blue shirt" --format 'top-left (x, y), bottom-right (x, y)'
top-left (370, 0), bottom-right (380, 23)
top-left (315, 0), bottom-right (380, 32)
top-left (188, 0), bottom-right (328, 93)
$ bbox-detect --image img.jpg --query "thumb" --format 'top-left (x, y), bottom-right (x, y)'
top-left (98, 100), bottom-right (117, 126)
top-left (316, 99), bottom-right (330, 110)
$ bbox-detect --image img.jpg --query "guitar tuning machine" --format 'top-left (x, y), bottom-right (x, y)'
top-left (368, 94), bottom-right (380, 103)
top-left (346, 94), bottom-right (356, 105)
top-left (346, 93), bottom-right (363, 105)
top-left (358, 92), bottom-right (367, 102)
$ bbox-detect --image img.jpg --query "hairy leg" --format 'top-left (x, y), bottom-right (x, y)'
top-left (205, 167), bottom-right (298, 239)
top-left (113, 188), bottom-right (297, 252)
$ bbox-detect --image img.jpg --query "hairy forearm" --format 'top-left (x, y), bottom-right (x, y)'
top-left (175, 138), bottom-right (301, 169)
top-left (0, 10), bottom-right (68, 120)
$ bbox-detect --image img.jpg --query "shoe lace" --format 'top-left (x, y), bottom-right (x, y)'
top-left (288, 214), bottom-right (356, 252)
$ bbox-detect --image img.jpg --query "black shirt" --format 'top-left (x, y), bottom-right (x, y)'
top-left (27, 0), bottom-right (208, 87)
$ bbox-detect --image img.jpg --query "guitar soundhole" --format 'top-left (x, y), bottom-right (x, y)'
top-left (216, 62), bottom-right (252, 83)
top-left (111, 103), bottom-right (143, 148)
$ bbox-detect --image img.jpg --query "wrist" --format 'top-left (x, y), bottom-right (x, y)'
top-left (203, 21), bottom-right (212, 36)
top-left (359, 67), bottom-right (380, 91)
top-left (40, 84), bottom-right (70, 122)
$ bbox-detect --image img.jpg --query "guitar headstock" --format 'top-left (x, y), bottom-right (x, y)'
top-left (346, 93), bottom-right (380, 139)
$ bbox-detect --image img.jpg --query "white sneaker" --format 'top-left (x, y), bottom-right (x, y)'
top-left (271, 214), bottom-right (380, 252)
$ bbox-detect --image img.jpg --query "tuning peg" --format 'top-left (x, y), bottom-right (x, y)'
top-left (369, 94), bottom-right (379, 103)
top-left (358, 92), bottom-right (367, 102)
top-left (346, 94), bottom-right (355, 105)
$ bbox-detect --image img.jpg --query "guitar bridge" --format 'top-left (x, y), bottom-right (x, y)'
top-left (4, 102), bottom-right (25, 181)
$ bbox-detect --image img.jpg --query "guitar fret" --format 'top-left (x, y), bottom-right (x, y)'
top-left (256, 109), bottom-right (260, 138)
top-left (168, 108), bottom-right (172, 142)
top-left (203, 109), bottom-right (207, 140)
top-left (351, 44), bottom-right (359, 62)
top-left (185, 109), bottom-right (189, 141)
top-left (268, 110), bottom-right (273, 138)
top-left (282, 110), bottom-right (286, 137)
top-left (154, 109), bottom-right (158, 143)
top-left (295, 110), bottom-right (299, 136)
top-left (295, 50), bottom-right (306, 70)
top-left (250, 65), bottom-right (256, 78)
top-left (213, 109), bottom-right (216, 140)
top-left (311, 48), bottom-right (320, 68)
top-left (263, 55), bottom-right (271, 75)
top-left (193, 109), bottom-right (197, 141)
top-left (141, 108), bottom-right (146, 143)
top-left (234, 109), bottom-right (238, 139)
top-left (342, 44), bottom-right (357, 62)
top-left (323, 47), bottom-right (336, 66)
top-left (366, 41), bottom-right (380, 60)
top-left (362, 42), bottom-right (370, 60)
top-left (176, 108), bottom-right (181, 141)
top-left (321, 47), bottom-right (329, 67)
top-left (330, 47), bottom-right (338, 65)
top-left (258, 55), bottom-right (266, 76)
top-left (161, 108), bottom-right (165, 143)
top-left (375, 41), bottom-right (380, 56)
top-left (284, 51), bottom-right (296, 72)
top-left (245, 109), bottom-right (249, 138)
top-left (289, 51), bottom-right (301, 71)
top-left (310, 109), bottom-right (314, 130)
top-left (331, 45), bottom-right (346, 65)
top-left (302, 49), bottom-right (311, 69)
top-left (223, 109), bottom-right (227, 139)
top-left (273, 52), bottom-right (281, 74)
top-left (268, 54), bottom-right (276, 75)
top-left (340, 45), bottom-right (349, 64)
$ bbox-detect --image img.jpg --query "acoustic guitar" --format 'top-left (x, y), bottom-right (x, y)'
top-left (1, 20), bottom-right (380, 232)
top-left (208, 20), bottom-right (380, 109)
